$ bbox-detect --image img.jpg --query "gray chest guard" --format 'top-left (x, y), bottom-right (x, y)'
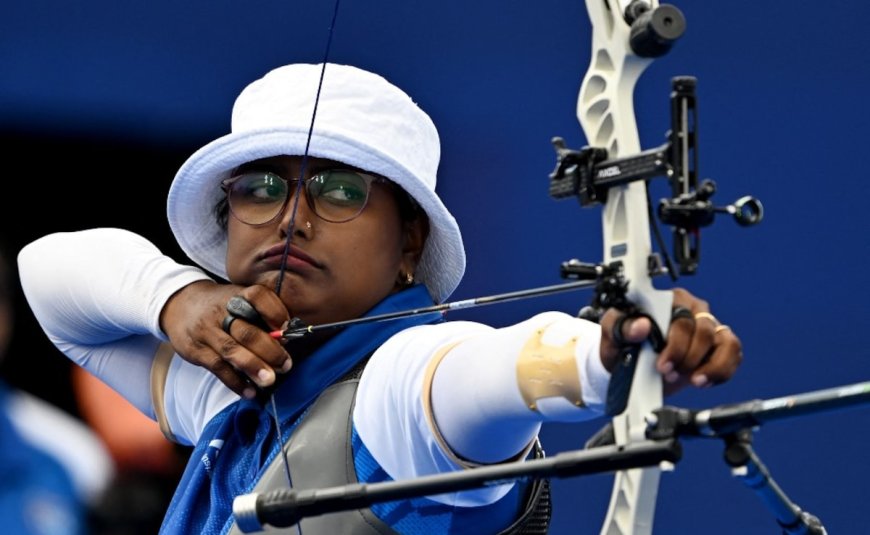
top-left (229, 375), bottom-right (550, 534)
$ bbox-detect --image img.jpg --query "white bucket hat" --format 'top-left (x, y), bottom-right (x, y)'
top-left (167, 63), bottom-right (465, 303)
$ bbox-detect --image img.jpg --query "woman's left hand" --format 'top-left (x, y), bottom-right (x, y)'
top-left (599, 287), bottom-right (743, 395)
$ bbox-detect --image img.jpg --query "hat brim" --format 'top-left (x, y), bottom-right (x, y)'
top-left (167, 127), bottom-right (465, 304)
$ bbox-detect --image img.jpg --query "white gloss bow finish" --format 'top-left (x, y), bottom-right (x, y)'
top-left (578, 1), bottom-right (673, 533)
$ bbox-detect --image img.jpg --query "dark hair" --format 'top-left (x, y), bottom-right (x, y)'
top-left (214, 196), bottom-right (230, 230)
top-left (386, 182), bottom-right (424, 223)
top-left (0, 238), bottom-right (10, 305)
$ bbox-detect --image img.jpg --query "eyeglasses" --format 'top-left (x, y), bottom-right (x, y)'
top-left (221, 169), bottom-right (388, 226)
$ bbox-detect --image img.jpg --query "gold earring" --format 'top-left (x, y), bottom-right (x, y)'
top-left (406, 272), bottom-right (414, 285)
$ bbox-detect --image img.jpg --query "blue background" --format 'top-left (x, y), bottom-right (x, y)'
top-left (2, 1), bottom-right (869, 534)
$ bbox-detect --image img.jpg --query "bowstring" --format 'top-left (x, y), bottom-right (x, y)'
top-left (269, 0), bottom-right (343, 494)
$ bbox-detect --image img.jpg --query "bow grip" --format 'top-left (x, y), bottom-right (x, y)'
top-left (605, 310), bottom-right (666, 416)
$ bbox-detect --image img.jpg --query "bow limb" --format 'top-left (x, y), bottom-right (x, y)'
top-left (579, 1), bottom-right (673, 533)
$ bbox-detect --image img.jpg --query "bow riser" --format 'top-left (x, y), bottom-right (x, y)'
top-left (579, 1), bottom-right (674, 534)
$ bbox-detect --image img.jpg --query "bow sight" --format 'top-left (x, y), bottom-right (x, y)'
top-left (550, 75), bottom-right (763, 280)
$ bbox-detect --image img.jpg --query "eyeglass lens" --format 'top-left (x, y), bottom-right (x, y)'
top-left (226, 170), bottom-right (376, 225)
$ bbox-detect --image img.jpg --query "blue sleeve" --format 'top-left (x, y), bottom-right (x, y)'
top-left (0, 403), bottom-right (86, 535)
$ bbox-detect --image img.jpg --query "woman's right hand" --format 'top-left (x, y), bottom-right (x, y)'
top-left (159, 281), bottom-right (293, 399)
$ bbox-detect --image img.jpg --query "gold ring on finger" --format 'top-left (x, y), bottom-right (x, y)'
top-left (694, 312), bottom-right (719, 326)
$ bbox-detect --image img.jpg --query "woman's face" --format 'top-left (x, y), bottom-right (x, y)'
top-left (225, 155), bottom-right (426, 325)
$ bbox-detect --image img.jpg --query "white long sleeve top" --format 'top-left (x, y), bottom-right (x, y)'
top-left (18, 228), bottom-right (611, 506)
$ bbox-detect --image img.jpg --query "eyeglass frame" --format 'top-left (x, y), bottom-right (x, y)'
top-left (219, 168), bottom-right (393, 227)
